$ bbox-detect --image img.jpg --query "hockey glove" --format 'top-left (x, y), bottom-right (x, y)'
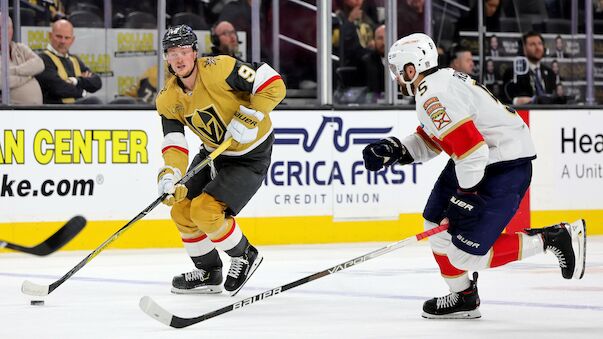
top-left (227, 105), bottom-right (265, 144)
top-left (446, 191), bottom-right (485, 232)
top-left (362, 137), bottom-right (414, 171)
top-left (157, 166), bottom-right (188, 206)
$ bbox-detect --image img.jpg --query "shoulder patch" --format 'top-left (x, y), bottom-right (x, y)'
top-left (174, 103), bottom-right (184, 115)
top-left (203, 57), bottom-right (217, 68)
top-left (426, 102), bottom-right (444, 116)
top-left (430, 109), bottom-right (452, 130)
top-left (423, 97), bottom-right (439, 110)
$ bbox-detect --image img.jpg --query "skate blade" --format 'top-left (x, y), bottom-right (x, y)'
top-left (170, 285), bottom-right (223, 295)
top-left (229, 254), bottom-right (264, 297)
top-left (570, 219), bottom-right (586, 279)
top-left (421, 309), bottom-right (482, 319)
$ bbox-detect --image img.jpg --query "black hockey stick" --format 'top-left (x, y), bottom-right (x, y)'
top-left (22, 138), bottom-right (233, 297)
top-left (0, 216), bottom-right (86, 256)
top-left (139, 222), bottom-right (450, 328)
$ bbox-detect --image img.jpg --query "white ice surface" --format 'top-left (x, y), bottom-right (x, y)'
top-left (1, 238), bottom-right (602, 338)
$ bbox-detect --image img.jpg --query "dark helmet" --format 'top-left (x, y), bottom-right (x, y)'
top-left (162, 25), bottom-right (198, 52)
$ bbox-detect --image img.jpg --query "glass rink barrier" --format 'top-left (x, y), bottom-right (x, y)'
top-left (1, 0), bottom-right (601, 107)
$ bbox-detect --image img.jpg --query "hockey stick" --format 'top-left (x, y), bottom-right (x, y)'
top-left (139, 222), bottom-right (449, 329)
top-left (0, 216), bottom-right (86, 256)
top-left (22, 138), bottom-right (233, 297)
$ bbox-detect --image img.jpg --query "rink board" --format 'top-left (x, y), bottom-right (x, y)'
top-left (1, 109), bottom-right (602, 251)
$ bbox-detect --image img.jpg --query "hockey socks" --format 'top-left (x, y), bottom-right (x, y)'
top-left (210, 218), bottom-right (264, 296)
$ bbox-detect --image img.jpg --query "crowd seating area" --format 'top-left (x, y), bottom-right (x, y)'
top-left (2, 0), bottom-right (602, 106)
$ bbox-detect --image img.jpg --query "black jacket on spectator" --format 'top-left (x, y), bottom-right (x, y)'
top-left (333, 11), bottom-right (369, 88)
top-left (503, 64), bottom-right (558, 103)
top-left (359, 49), bottom-right (385, 95)
top-left (36, 50), bottom-right (102, 104)
top-left (334, 11), bottom-right (367, 69)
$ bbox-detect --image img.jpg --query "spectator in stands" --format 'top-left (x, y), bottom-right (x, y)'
top-left (596, 0), bottom-right (603, 19)
top-left (398, 0), bottom-right (424, 38)
top-left (0, 14), bottom-right (44, 105)
top-left (217, 0), bottom-right (253, 60)
top-left (487, 35), bottom-right (503, 57)
top-left (362, 0), bottom-right (382, 26)
top-left (332, 0), bottom-right (371, 87)
top-left (35, 19), bottom-right (102, 104)
top-left (484, 59), bottom-right (502, 98)
top-left (455, 0), bottom-right (501, 39)
top-left (449, 45), bottom-right (475, 76)
top-left (551, 35), bottom-right (567, 58)
top-left (555, 83), bottom-right (565, 97)
top-left (551, 59), bottom-right (562, 79)
top-left (204, 20), bottom-right (243, 60)
top-left (335, 0), bottom-right (376, 49)
top-left (359, 24), bottom-right (386, 101)
top-left (484, 59), bottom-right (497, 85)
top-left (503, 31), bottom-right (562, 105)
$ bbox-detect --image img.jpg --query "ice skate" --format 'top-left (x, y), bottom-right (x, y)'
top-left (526, 219), bottom-right (586, 279)
top-left (171, 267), bottom-right (223, 294)
top-left (422, 272), bottom-right (481, 319)
top-left (224, 245), bottom-right (263, 296)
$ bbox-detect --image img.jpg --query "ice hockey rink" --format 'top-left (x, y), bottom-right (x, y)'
top-left (1, 237), bottom-right (602, 339)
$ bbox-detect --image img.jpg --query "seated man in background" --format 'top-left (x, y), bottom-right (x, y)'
top-left (503, 31), bottom-right (563, 105)
top-left (0, 14), bottom-right (44, 105)
top-left (218, 0), bottom-right (253, 61)
top-left (35, 18), bottom-right (102, 104)
top-left (203, 21), bottom-right (243, 60)
top-left (448, 45), bottom-right (475, 77)
top-left (359, 24), bottom-right (386, 102)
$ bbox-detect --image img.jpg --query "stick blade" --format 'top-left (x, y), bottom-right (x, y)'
top-left (139, 296), bottom-right (175, 327)
top-left (22, 280), bottom-right (50, 297)
top-left (1, 216), bottom-right (87, 256)
top-left (36, 215), bottom-right (87, 255)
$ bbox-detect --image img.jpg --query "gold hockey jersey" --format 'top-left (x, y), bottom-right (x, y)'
top-left (156, 56), bottom-right (286, 175)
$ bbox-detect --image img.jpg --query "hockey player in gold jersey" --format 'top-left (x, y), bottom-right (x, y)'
top-left (156, 25), bottom-right (286, 296)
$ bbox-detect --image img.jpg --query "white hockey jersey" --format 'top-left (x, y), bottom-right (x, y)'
top-left (401, 68), bottom-right (537, 190)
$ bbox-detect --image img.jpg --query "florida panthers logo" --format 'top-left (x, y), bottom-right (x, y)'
top-left (185, 105), bottom-right (227, 144)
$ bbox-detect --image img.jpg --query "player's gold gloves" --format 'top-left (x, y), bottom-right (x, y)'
top-left (157, 166), bottom-right (188, 206)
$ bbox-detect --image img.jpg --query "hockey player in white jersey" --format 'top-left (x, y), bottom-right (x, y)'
top-left (362, 33), bottom-right (586, 319)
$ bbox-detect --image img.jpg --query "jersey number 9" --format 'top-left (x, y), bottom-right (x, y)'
top-left (238, 65), bottom-right (256, 83)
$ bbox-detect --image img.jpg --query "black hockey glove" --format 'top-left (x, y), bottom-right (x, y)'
top-left (362, 137), bottom-right (414, 171)
top-left (446, 191), bottom-right (486, 232)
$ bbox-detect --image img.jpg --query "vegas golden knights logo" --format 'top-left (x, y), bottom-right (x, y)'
top-left (185, 105), bottom-right (227, 144)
